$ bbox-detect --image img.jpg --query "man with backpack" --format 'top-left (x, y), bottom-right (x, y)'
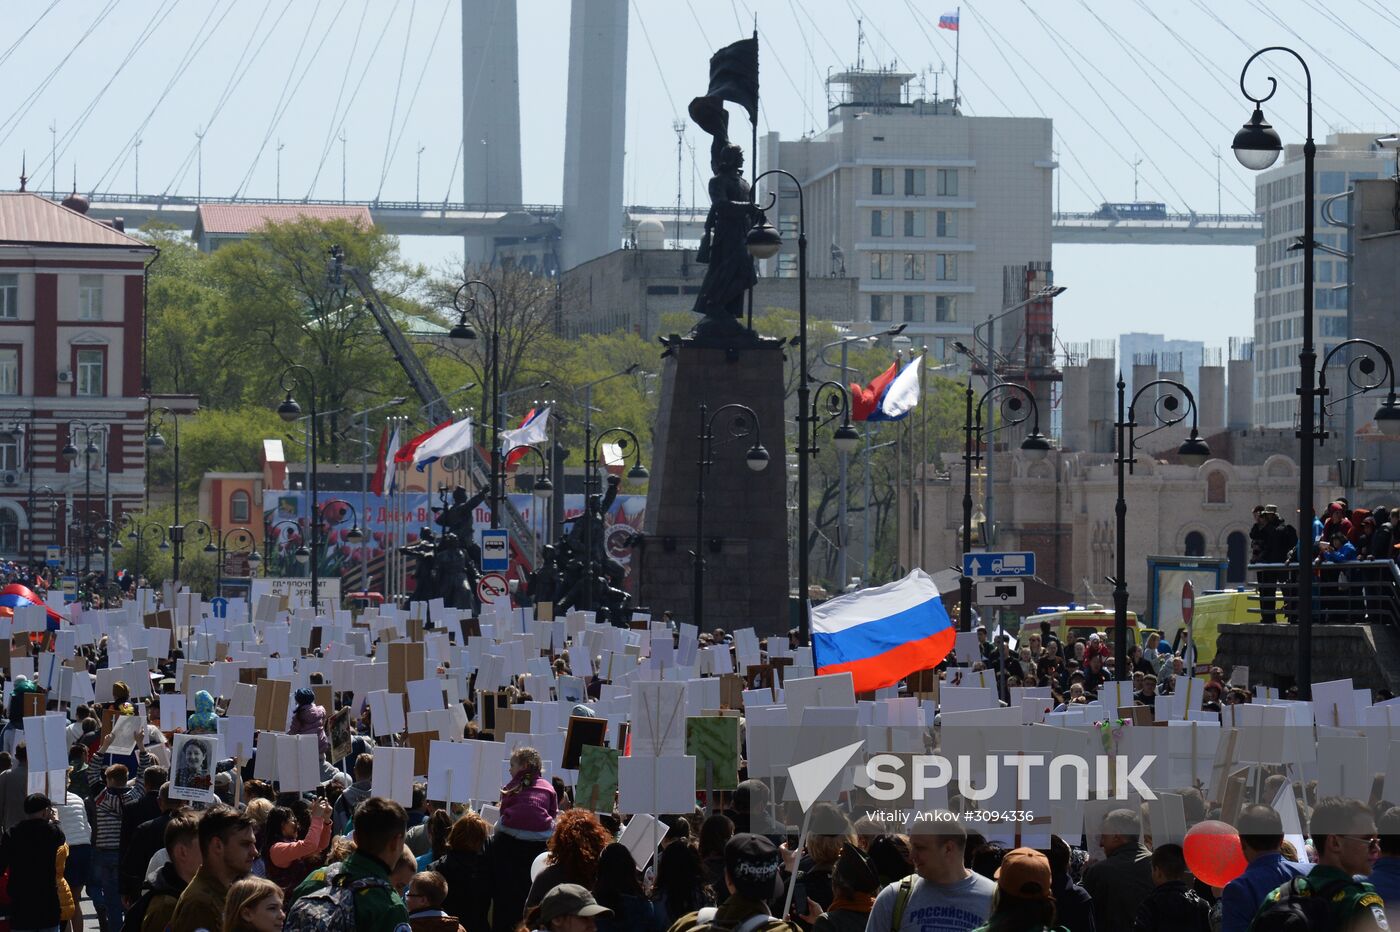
top-left (1132, 844), bottom-right (1210, 932)
top-left (665, 833), bottom-right (797, 932)
top-left (1249, 797), bottom-right (1389, 931)
top-left (865, 819), bottom-right (996, 932)
top-left (1220, 806), bottom-right (1309, 932)
top-left (286, 795), bottom-right (412, 932)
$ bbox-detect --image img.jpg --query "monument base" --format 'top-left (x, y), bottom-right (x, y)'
top-left (639, 338), bottom-right (790, 636)
top-left (1215, 622), bottom-right (1400, 694)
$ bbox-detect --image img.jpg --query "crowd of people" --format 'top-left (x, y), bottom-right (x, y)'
top-left (0, 613), bottom-right (1387, 932)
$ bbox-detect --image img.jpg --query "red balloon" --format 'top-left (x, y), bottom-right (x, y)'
top-left (1184, 820), bottom-right (1248, 887)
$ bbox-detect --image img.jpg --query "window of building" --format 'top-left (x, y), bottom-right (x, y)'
top-left (870, 294), bottom-right (893, 322)
top-left (1184, 531), bottom-right (1206, 556)
top-left (902, 294), bottom-right (926, 323)
top-left (936, 295), bottom-right (957, 322)
top-left (903, 210), bottom-right (925, 237)
top-left (903, 254), bottom-right (925, 280)
top-left (230, 490), bottom-right (251, 524)
top-left (0, 349), bottom-right (17, 396)
top-left (904, 168), bottom-right (926, 196)
top-left (1206, 471), bottom-right (1227, 503)
top-left (870, 210), bottom-right (893, 237)
top-left (936, 168), bottom-right (959, 196)
top-left (870, 253), bottom-right (894, 280)
top-left (777, 254), bottom-right (797, 276)
top-left (0, 275), bottom-right (16, 320)
top-left (871, 168), bottom-right (893, 195)
top-left (935, 254), bottom-right (958, 281)
top-left (936, 210), bottom-right (958, 238)
top-left (0, 433), bottom-right (19, 472)
top-left (76, 348), bottom-right (104, 397)
top-left (78, 275), bottom-right (103, 320)
top-left (0, 511), bottom-right (16, 554)
top-left (1319, 172), bottom-right (1346, 195)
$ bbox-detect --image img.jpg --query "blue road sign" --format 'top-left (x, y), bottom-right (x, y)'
top-left (210, 597), bottom-right (229, 619)
top-left (963, 551), bottom-right (1036, 579)
top-left (480, 529), bottom-right (510, 572)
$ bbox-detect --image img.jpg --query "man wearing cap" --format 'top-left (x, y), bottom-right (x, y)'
top-left (535, 883), bottom-right (612, 932)
top-left (866, 818), bottom-right (995, 932)
top-left (667, 833), bottom-right (798, 932)
top-left (1258, 505), bottom-right (1296, 624)
top-left (969, 847), bottom-right (1059, 932)
top-left (0, 793), bottom-right (68, 932)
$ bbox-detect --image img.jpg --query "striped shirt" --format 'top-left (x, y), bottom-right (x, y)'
top-left (92, 782), bottom-right (143, 850)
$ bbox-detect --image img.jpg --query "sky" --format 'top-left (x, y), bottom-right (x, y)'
top-left (1, 0), bottom-right (1397, 350)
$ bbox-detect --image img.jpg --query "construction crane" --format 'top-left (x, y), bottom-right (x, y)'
top-left (326, 245), bottom-right (536, 570)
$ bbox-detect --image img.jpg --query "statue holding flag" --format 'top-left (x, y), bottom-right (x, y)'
top-left (688, 36), bottom-right (761, 340)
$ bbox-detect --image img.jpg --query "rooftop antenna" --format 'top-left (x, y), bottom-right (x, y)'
top-left (18, 152), bottom-right (26, 192)
top-left (672, 119), bottom-right (685, 248)
top-left (856, 18), bottom-right (864, 71)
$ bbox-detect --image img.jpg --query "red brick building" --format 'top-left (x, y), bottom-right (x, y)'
top-left (0, 190), bottom-right (159, 562)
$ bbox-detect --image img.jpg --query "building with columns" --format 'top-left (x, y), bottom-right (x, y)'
top-left (0, 190), bottom-right (159, 563)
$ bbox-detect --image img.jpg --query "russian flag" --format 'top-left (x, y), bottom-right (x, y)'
top-left (938, 11), bottom-right (959, 30)
top-left (866, 355), bottom-right (922, 422)
top-left (0, 583), bottom-right (64, 630)
top-left (811, 569), bottom-right (955, 693)
top-left (849, 362), bottom-right (899, 421)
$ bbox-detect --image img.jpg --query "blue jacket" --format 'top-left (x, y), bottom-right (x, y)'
top-left (1321, 541), bottom-right (1359, 562)
top-left (1219, 853), bottom-right (1310, 932)
top-left (1367, 856), bottom-right (1400, 908)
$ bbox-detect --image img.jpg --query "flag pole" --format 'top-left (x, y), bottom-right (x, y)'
top-left (953, 7), bottom-right (961, 111)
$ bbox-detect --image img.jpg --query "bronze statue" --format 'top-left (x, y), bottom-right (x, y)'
top-left (691, 143), bottom-right (758, 337)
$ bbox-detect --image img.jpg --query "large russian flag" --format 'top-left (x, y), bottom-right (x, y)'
top-left (811, 569), bottom-right (955, 692)
top-left (0, 583), bottom-right (64, 630)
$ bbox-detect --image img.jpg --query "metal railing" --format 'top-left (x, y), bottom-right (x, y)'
top-left (1247, 560), bottom-right (1400, 625)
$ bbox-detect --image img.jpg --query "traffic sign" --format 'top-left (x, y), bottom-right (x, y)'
top-left (480, 529), bottom-right (510, 572)
top-left (209, 597), bottom-right (229, 619)
top-left (476, 572), bottom-right (509, 604)
top-left (976, 579), bottom-right (1024, 606)
top-left (45, 545), bottom-right (61, 568)
top-left (963, 551), bottom-right (1035, 579)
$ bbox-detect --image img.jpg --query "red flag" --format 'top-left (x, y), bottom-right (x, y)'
top-left (394, 420), bottom-right (452, 465)
top-left (369, 425), bottom-right (389, 495)
top-left (849, 361), bottom-right (899, 421)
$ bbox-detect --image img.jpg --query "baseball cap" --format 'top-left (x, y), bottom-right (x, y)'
top-left (538, 884), bottom-right (612, 924)
top-left (995, 847), bottom-right (1053, 901)
top-left (23, 793), bottom-right (52, 815)
top-left (724, 833), bottom-right (784, 901)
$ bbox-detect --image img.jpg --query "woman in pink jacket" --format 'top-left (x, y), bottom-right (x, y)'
top-left (260, 797), bottom-right (333, 896)
top-left (287, 687), bottom-right (331, 757)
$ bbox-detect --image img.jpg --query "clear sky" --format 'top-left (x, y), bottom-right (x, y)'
top-left (1, 0), bottom-right (1395, 349)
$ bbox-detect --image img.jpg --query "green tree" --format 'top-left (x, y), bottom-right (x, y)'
top-left (146, 406), bottom-right (289, 499)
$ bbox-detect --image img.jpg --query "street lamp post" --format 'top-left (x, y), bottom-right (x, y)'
top-left (2, 410), bottom-right (35, 560)
top-left (186, 520), bottom-right (262, 597)
top-left (275, 366), bottom-right (321, 610)
top-left (62, 421), bottom-right (108, 576)
top-left (124, 516), bottom-right (167, 587)
top-left (449, 280), bottom-right (503, 530)
top-left (1113, 377), bottom-right (1212, 679)
top-left (693, 403), bottom-right (770, 630)
top-left (265, 517), bottom-right (311, 575)
top-left (505, 444), bottom-right (554, 569)
top-left (959, 380), bottom-right (1053, 633)
top-left (579, 427), bottom-right (648, 612)
top-left (146, 408), bottom-right (184, 586)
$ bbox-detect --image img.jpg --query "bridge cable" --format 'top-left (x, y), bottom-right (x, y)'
top-left (32, 0), bottom-right (181, 192)
top-left (92, 0), bottom-right (234, 194)
top-left (0, 0), bottom-right (120, 147)
top-left (683, 0), bottom-right (714, 53)
top-left (373, 0), bottom-right (417, 201)
top-left (0, 0), bottom-right (65, 72)
top-left (302, 0), bottom-right (373, 199)
top-left (234, 0), bottom-right (335, 200)
top-left (378, 0), bottom-right (453, 202)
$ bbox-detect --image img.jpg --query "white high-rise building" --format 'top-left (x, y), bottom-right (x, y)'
top-left (758, 69), bottom-right (1054, 360)
top-left (1251, 133), bottom-right (1392, 427)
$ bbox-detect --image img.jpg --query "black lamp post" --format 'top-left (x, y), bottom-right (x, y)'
top-left (146, 408), bottom-right (184, 585)
top-left (275, 365), bottom-right (320, 610)
top-left (124, 516), bottom-right (167, 585)
top-left (1113, 377), bottom-right (1211, 679)
top-left (2, 410), bottom-right (35, 560)
top-left (265, 517), bottom-right (310, 576)
top-left (1233, 47), bottom-right (1328, 697)
top-left (505, 443), bottom-right (554, 568)
top-left (62, 421), bottom-right (108, 575)
top-left (579, 427), bottom-right (648, 611)
top-left (186, 520), bottom-right (261, 597)
top-left (449, 279), bottom-right (502, 530)
top-left (694, 403), bottom-right (770, 629)
top-left (747, 168), bottom-right (855, 643)
top-left (959, 380), bottom-right (1052, 633)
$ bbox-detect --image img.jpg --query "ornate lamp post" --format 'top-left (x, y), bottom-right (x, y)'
top-left (1113, 377), bottom-right (1211, 678)
top-left (579, 428), bottom-right (647, 611)
top-left (694, 403), bottom-right (770, 629)
top-left (146, 409), bottom-right (184, 584)
top-left (185, 520), bottom-right (262, 597)
top-left (265, 517), bottom-right (310, 575)
top-left (62, 421), bottom-right (109, 575)
top-left (124, 516), bottom-right (167, 585)
top-left (275, 366), bottom-right (320, 610)
top-left (449, 280), bottom-right (503, 529)
top-left (960, 380), bottom-right (1052, 632)
top-left (505, 444), bottom-right (554, 569)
